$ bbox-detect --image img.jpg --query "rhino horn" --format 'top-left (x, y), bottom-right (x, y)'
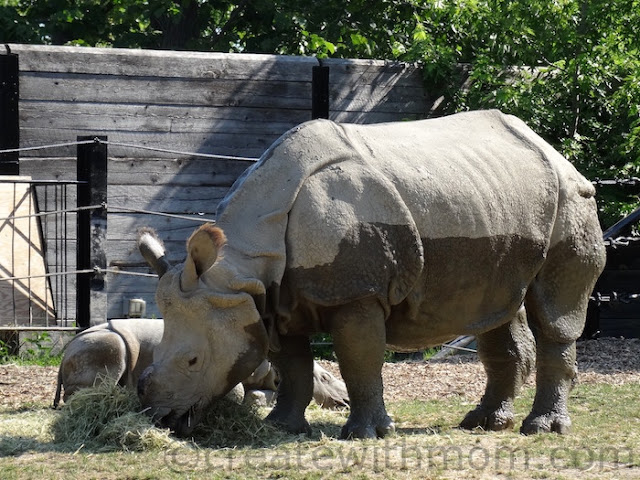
top-left (181, 223), bottom-right (226, 291)
top-left (137, 227), bottom-right (171, 278)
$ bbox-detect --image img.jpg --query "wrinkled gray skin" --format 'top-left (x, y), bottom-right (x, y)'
top-left (54, 319), bottom-right (163, 407)
top-left (137, 110), bottom-right (606, 439)
top-left (54, 319), bottom-right (347, 412)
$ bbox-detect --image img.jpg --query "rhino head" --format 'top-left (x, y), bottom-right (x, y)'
top-left (137, 225), bottom-right (269, 436)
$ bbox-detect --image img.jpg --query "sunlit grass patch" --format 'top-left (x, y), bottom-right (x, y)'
top-left (1, 381), bottom-right (639, 479)
top-left (0, 409), bottom-right (54, 456)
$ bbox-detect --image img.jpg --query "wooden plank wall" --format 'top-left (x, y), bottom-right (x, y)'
top-left (8, 44), bottom-right (435, 320)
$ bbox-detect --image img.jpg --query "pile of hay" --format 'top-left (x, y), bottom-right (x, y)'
top-left (51, 382), bottom-right (178, 452)
top-left (192, 397), bottom-right (285, 448)
top-left (51, 382), bottom-right (285, 452)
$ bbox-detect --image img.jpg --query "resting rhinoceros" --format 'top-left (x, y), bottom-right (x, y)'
top-left (54, 319), bottom-right (163, 407)
top-left (137, 110), bottom-right (606, 439)
top-left (53, 319), bottom-right (347, 410)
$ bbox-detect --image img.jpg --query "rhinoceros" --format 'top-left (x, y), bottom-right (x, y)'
top-left (54, 319), bottom-right (163, 407)
top-left (137, 110), bottom-right (606, 439)
top-left (242, 360), bottom-right (349, 409)
top-left (53, 319), bottom-right (347, 410)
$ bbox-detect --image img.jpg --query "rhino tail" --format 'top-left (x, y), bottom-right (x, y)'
top-left (52, 365), bottom-right (63, 409)
top-left (52, 334), bottom-right (76, 409)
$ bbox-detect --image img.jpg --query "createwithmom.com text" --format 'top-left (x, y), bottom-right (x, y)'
top-left (164, 439), bottom-right (636, 473)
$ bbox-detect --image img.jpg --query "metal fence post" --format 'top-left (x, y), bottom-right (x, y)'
top-left (76, 136), bottom-right (108, 328)
top-left (0, 47), bottom-right (20, 354)
top-left (312, 64), bottom-right (330, 120)
top-left (0, 46), bottom-right (19, 175)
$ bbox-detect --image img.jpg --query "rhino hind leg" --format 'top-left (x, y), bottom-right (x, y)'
top-left (265, 335), bottom-right (314, 435)
top-left (460, 308), bottom-right (535, 432)
top-left (520, 218), bottom-right (605, 435)
top-left (330, 299), bottom-right (394, 439)
top-left (521, 277), bottom-right (587, 434)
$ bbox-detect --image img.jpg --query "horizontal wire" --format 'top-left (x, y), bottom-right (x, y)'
top-left (108, 206), bottom-right (216, 223)
top-left (0, 204), bottom-right (103, 222)
top-left (0, 138), bottom-right (260, 162)
top-left (0, 326), bottom-right (80, 331)
top-left (101, 139), bottom-right (259, 162)
top-left (0, 203), bottom-right (215, 223)
top-left (0, 268), bottom-right (157, 282)
top-left (0, 139), bottom-right (96, 153)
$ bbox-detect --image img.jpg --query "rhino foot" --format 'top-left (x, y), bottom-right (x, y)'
top-left (340, 414), bottom-right (395, 440)
top-left (459, 403), bottom-right (515, 432)
top-left (521, 412), bottom-right (571, 435)
top-left (265, 408), bottom-right (311, 435)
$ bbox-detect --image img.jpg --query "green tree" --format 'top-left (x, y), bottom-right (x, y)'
top-left (406, 0), bottom-right (640, 227)
top-left (3, 0), bottom-right (423, 56)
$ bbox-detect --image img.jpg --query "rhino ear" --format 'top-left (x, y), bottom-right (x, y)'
top-left (137, 227), bottom-right (171, 278)
top-left (181, 223), bottom-right (226, 291)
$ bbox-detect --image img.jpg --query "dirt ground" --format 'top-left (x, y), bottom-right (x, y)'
top-left (1, 337), bottom-right (639, 410)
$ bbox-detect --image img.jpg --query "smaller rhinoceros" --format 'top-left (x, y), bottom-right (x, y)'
top-left (53, 319), bottom-right (163, 408)
top-left (311, 362), bottom-right (349, 409)
top-left (54, 319), bottom-right (349, 410)
top-left (242, 359), bottom-right (349, 409)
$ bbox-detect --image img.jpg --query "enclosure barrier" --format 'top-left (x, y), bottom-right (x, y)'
top-left (0, 136), bottom-right (256, 338)
top-left (2, 44), bottom-right (638, 347)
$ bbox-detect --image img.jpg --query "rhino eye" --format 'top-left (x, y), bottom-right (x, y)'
top-left (188, 356), bottom-right (198, 367)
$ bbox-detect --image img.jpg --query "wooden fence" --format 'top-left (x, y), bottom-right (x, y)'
top-left (6, 44), bottom-right (439, 320)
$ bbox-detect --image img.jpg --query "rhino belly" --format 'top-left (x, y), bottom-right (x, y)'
top-left (385, 234), bottom-right (547, 350)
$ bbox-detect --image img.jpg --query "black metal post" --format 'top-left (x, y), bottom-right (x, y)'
top-left (0, 47), bottom-right (20, 354)
top-left (312, 65), bottom-right (330, 120)
top-left (76, 136), bottom-right (108, 328)
top-left (0, 47), bottom-right (19, 175)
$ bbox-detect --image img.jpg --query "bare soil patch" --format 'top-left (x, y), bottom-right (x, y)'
top-left (1, 338), bottom-right (638, 410)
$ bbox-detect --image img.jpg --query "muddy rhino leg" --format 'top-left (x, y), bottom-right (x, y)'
top-left (266, 335), bottom-right (314, 434)
top-left (522, 287), bottom-right (582, 435)
top-left (522, 229), bottom-right (604, 434)
top-left (460, 308), bottom-right (535, 431)
top-left (329, 299), bottom-right (394, 439)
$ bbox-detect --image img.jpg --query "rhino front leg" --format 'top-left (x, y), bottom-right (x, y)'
top-left (460, 308), bottom-right (535, 431)
top-left (330, 299), bottom-right (394, 439)
top-left (266, 335), bottom-right (314, 434)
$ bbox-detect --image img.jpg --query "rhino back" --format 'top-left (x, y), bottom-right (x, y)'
top-left (107, 319), bottom-right (164, 347)
top-left (213, 111), bottom-right (594, 342)
top-left (107, 319), bottom-right (164, 386)
top-left (345, 111), bottom-right (564, 241)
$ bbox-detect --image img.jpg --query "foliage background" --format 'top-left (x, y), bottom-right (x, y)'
top-left (2, 0), bottom-right (639, 227)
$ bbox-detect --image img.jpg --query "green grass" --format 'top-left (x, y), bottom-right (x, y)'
top-left (1, 382), bottom-right (639, 479)
top-left (0, 354), bottom-right (62, 367)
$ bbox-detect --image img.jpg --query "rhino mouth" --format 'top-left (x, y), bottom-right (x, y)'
top-left (146, 402), bottom-right (204, 437)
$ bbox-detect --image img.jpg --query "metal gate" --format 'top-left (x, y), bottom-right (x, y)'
top-left (0, 177), bottom-right (80, 331)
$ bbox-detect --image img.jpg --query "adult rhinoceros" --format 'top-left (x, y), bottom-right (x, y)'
top-left (137, 110), bottom-right (605, 439)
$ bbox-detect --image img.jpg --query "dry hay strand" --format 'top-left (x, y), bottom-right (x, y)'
top-left (50, 381), bottom-right (179, 452)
